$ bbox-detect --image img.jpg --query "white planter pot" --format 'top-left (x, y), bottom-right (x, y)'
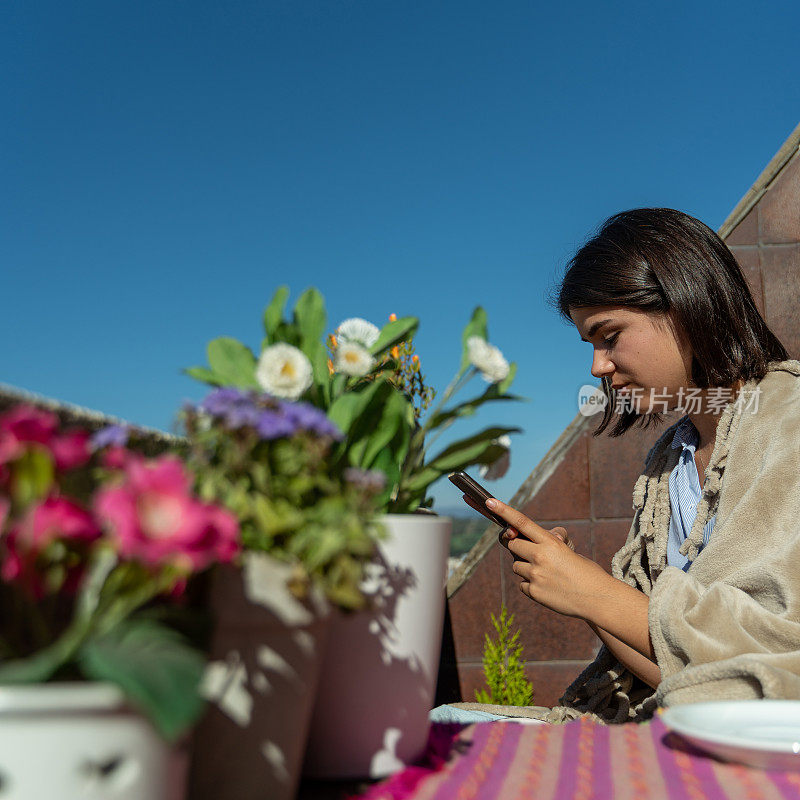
top-left (303, 513), bottom-right (452, 779)
top-left (188, 553), bottom-right (329, 800)
top-left (0, 682), bottom-right (186, 800)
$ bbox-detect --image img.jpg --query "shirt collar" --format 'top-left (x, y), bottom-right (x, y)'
top-left (671, 416), bottom-right (699, 451)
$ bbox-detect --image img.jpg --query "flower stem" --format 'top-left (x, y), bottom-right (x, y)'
top-left (392, 368), bottom-right (477, 509)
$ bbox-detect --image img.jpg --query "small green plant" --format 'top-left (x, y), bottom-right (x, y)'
top-left (474, 605), bottom-right (534, 706)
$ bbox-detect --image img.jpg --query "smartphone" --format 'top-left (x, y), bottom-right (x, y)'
top-left (448, 471), bottom-right (507, 527)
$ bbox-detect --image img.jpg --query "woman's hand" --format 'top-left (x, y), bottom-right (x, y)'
top-left (481, 497), bottom-right (618, 621)
top-left (462, 493), bottom-right (658, 675)
top-left (461, 494), bottom-right (573, 547)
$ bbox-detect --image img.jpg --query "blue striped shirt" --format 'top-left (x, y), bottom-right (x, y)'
top-left (667, 418), bottom-right (716, 571)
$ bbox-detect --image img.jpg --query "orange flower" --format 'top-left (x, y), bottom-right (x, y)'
top-left (330, 334), bottom-right (338, 349)
top-left (389, 313), bottom-right (397, 322)
top-left (327, 358), bottom-right (334, 375)
top-left (391, 346), bottom-right (400, 359)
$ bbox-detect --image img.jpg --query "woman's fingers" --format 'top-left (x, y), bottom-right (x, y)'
top-left (460, 495), bottom-right (571, 552)
top-left (461, 495), bottom-right (519, 539)
top-left (485, 498), bottom-right (548, 543)
top-left (550, 526), bottom-right (575, 551)
top-left (511, 558), bottom-right (531, 578)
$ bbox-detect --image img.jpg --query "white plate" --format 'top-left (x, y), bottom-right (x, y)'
top-left (661, 700), bottom-right (800, 771)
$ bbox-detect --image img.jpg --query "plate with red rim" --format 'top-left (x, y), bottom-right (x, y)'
top-left (660, 700), bottom-right (800, 771)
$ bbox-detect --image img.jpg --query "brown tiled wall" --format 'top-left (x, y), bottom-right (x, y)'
top-left (727, 151), bottom-right (800, 357)
top-left (447, 150), bottom-right (800, 708)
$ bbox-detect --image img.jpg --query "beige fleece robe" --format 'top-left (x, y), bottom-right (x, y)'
top-left (547, 359), bottom-right (800, 724)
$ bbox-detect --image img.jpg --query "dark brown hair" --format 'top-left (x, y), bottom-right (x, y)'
top-left (555, 208), bottom-right (788, 436)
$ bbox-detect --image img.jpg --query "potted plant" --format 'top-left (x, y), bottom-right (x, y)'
top-left (185, 286), bottom-right (522, 778)
top-left (185, 287), bottom-right (519, 513)
top-left (0, 404), bottom-right (239, 800)
top-left (178, 389), bottom-right (383, 799)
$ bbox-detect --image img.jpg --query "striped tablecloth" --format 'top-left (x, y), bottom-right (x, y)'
top-left (355, 717), bottom-right (800, 800)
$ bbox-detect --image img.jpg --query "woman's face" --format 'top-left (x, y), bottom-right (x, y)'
top-left (569, 305), bottom-right (694, 413)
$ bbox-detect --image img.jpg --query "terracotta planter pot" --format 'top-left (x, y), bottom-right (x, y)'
top-left (0, 682), bottom-right (187, 800)
top-left (303, 513), bottom-right (452, 779)
top-left (187, 553), bottom-right (330, 800)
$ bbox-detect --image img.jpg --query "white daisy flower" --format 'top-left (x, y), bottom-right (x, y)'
top-left (256, 343), bottom-right (313, 400)
top-left (479, 434), bottom-right (511, 480)
top-left (336, 318), bottom-right (380, 348)
top-left (466, 336), bottom-right (510, 383)
top-left (334, 341), bottom-right (375, 377)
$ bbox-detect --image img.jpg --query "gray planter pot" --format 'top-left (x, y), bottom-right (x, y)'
top-left (188, 554), bottom-right (330, 800)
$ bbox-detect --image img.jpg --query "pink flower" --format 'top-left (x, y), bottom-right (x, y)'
top-left (94, 456), bottom-right (239, 571)
top-left (101, 445), bottom-right (133, 470)
top-left (0, 433), bottom-right (20, 467)
top-left (0, 406), bottom-right (59, 446)
top-left (1, 545), bottom-right (25, 583)
top-left (27, 496), bottom-right (100, 547)
top-left (1, 496), bottom-right (101, 591)
top-left (0, 406), bottom-right (59, 467)
top-left (0, 405), bottom-right (90, 472)
top-left (50, 430), bottom-right (91, 470)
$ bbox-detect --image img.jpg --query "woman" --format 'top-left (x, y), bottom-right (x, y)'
top-left (476, 208), bottom-right (800, 723)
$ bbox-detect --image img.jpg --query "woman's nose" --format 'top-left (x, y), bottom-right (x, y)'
top-left (590, 350), bottom-right (614, 379)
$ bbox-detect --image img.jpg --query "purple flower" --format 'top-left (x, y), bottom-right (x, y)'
top-left (198, 388), bottom-right (262, 430)
top-left (224, 404), bottom-right (262, 429)
top-left (280, 402), bottom-right (343, 440)
top-left (256, 410), bottom-right (297, 440)
top-left (195, 389), bottom-right (342, 442)
top-left (199, 388), bottom-right (251, 417)
top-left (90, 425), bottom-right (129, 450)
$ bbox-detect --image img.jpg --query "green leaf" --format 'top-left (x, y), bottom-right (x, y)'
top-left (183, 366), bottom-right (223, 387)
top-left (340, 381), bottom-right (409, 469)
top-left (369, 445), bottom-right (403, 509)
top-left (263, 286), bottom-right (290, 341)
top-left (428, 426), bottom-right (519, 469)
top-left (206, 337), bottom-right (259, 389)
top-left (80, 618), bottom-right (206, 742)
top-left (429, 388), bottom-right (524, 430)
top-left (370, 317), bottom-right (419, 356)
top-left (326, 580), bottom-right (368, 611)
top-left (330, 372), bottom-right (347, 401)
top-left (404, 426), bottom-right (520, 494)
top-left (293, 288), bottom-right (327, 350)
top-left (292, 287), bottom-right (330, 402)
top-left (304, 339), bottom-right (331, 398)
top-left (496, 361), bottom-right (517, 395)
top-left (361, 389), bottom-right (414, 469)
top-left (272, 319), bottom-right (301, 348)
top-left (327, 393), bottom-right (362, 440)
top-left (250, 494), bottom-right (303, 538)
top-left (328, 377), bottom-right (390, 438)
top-left (459, 307), bottom-right (489, 374)
top-left (11, 446), bottom-right (55, 508)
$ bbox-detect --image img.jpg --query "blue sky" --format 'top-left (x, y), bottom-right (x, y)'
top-left (3, 0), bottom-right (799, 513)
